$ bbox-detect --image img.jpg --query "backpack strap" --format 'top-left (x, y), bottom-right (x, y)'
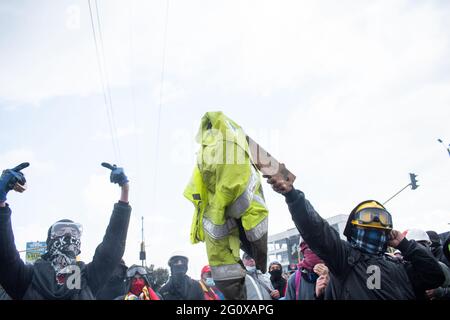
top-left (295, 270), bottom-right (301, 300)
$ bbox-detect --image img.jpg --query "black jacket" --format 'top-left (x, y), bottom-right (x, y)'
top-left (270, 277), bottom-right (287, 299)
top-left (159, 275), bottom-right (204, 300)
top-left (95, 261), bottom-right (128, 300)
top-left (284, 189), bottom-right (445, 300)
top-left (432, 246), bottom-right (450, 269)
top-left (0, 201), bottom-right (131, 300)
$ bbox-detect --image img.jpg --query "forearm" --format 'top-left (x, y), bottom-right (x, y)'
top-left (120, 183), bottom-right (129, 203)
top-left (88, 201), bottom-right (131, 294)
top-left (284, 189), bottom-right (347, 275)
top-left (0, 205), bottom-right (19, 261)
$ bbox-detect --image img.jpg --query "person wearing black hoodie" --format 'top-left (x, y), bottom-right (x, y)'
top-left (265, 172), bottom-right (445, 300)
top-left (268, 261), bottom-right (286, 299)
top-left (0, 162), bottom-right (131, 300)
top-left (159, 254), bottom-right (204, 300)
top-left (427, 230), bottom-right (450, 268)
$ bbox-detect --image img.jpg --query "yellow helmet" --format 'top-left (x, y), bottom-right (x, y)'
top-left (344, 200), bottom-right (393, 240)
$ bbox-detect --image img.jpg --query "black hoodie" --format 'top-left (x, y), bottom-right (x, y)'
top-left (159, 275), bottom-right (204, 300)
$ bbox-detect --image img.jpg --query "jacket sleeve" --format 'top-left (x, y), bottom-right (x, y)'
top-left (398, 238), bottom-right (445, 293)
top-left (0, 204), bottom-right (33, 300)
top-left (284, 189), bottom-right (349, 276)
top-left (86, 201), bottom-right (131, 296)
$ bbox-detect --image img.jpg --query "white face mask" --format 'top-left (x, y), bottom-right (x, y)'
top-left (245, 266), bottom-right (256, 273)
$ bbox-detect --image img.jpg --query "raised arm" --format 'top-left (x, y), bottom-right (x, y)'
top-left (0, 163), bottom-right (33, 299)
top-left (86, 163), bottom-right (131, 295)
top-left (265, 171), bottom-right (349, 276)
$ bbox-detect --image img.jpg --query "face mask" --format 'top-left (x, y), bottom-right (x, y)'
top-left (130, 278), bottom-right (146, 296)
top-left (350, 227), bottom-right (387, 255)
top-left (205, 277), bottom-right (215, 287)
top-left (298, 247), bottom-right (323, 271)
top-left (270, 269), bottom-right (282, 280)
top-left (46, 235), bottom-right (81, 280)
top-left (246, 266), bottom-right (256, 273)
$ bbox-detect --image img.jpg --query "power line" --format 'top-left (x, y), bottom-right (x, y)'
top-left (152, 0), bottom-right (170, 206)
top-left (128, 1), bottom-right (140, 206)
top-left (87, 0), bottom-right (121, 162)
top-left (94, 0), bottom-right (122, 162)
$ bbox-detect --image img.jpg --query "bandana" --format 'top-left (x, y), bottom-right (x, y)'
top-left (298, 242), bottom-right (323, 271)
top-left (130, 278), bottom-right (146, 296)
top-left (46, 236), bottom-right (81, 283)
top-left (350, 227), bottom-right (387, 255)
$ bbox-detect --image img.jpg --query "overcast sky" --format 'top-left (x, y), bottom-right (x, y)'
top-left (1, 0), bottom-right (449, 278)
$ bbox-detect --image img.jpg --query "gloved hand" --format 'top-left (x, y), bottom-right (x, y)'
top-left (101, 162), bottom-right (129, 186)
top-left (0, 162), bottom-right (30, 202)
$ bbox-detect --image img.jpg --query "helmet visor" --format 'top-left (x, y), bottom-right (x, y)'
top-left (50, 222), bottom-right (83, 239)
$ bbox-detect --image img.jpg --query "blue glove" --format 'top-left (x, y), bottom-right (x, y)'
top-left (101, 162), bottom-right (129, 186)
top-left (0, 162), bottom-right (30, 202)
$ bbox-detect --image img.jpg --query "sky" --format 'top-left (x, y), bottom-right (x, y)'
top-left (1, 0), bottom-right (449, 279)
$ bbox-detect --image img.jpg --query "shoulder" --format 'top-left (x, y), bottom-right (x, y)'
top-left (287, 273), bottom-right (296, 285)
top-left (190, 278), bottom-right (202, 287)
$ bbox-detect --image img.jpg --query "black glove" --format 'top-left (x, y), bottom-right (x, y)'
top-left (0, 162), bottom-right (30, 201)
top-left (101, 162), bottom-right (129, 186)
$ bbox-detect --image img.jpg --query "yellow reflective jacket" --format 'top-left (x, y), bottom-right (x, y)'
top-left (184, 111), bottom-right (268, 245)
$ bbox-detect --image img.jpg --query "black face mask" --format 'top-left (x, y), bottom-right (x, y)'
top-left (270, 269), bottom-right (282, 280)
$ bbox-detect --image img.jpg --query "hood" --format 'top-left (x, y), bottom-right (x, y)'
top-left (427, 231), bottom-right (442, 247)
top-left (195, 111), bottom-right (248, 152)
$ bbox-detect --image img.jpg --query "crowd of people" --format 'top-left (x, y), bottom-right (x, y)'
top-left (0, 161), bottom-right (449, 300)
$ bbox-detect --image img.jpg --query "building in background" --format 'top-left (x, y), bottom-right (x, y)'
top-left (268, 214), bottom-right (348, 271)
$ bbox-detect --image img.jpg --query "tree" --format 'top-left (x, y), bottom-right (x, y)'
top-left (153, 267), bottom-right (169, 291)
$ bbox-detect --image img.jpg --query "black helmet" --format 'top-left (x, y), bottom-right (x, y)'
top-left (168, 253), bottom-right (188, 267)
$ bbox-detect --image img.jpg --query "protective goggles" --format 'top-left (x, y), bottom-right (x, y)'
top-left (50, 222), bottom-right (83, 239)
top-left (352, 208), bottom-right (392, 229)
top-left (126, 266), bottom-right (148, 278)
top-left (169, 256), bottom-right (188, 266)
